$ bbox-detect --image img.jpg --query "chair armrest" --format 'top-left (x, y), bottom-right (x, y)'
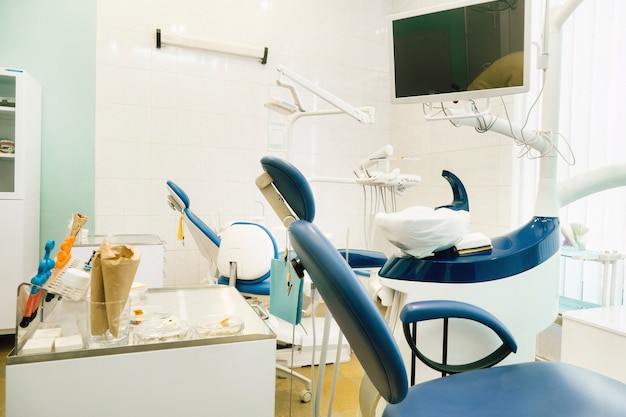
top-left (399, 300), bottom-right (517, 375)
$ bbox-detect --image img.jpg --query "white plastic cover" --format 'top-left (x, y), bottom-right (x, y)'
top-left (217, 223), bottom-right (275, 280)
top-left (376, 206), bottom-right (470, 258)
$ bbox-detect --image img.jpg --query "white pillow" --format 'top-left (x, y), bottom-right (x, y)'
top-left (376, 206), bottom-right (470, 258)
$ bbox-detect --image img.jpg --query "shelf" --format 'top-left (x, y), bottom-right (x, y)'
top-left (0, 109), bottom-right (15, 122)
top-left (0, 153), bottom-right (15, 159)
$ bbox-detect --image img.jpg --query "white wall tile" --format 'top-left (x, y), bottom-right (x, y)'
top-left (124, 142), bottom-right (151, 179)
top-left (124, 105), bottom-right (152, 143)
top-left (95, 102), bottom-right (124, 140)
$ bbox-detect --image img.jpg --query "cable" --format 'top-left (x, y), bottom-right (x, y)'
top-left (497, 69), bottom-right (576, 165)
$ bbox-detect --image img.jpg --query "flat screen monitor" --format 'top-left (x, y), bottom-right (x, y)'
top-left (389, 0), bottom-right (530, 104)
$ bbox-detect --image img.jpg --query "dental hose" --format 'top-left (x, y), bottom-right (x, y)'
top-left (326, 331), bottom-right (343, 417)
top-left (314, 307), bottom-right (332, 417)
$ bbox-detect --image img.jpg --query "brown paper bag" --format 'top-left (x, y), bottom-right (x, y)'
top-left (100, 241), bottom-right (141, 337)
top-left (89, 251), bottom-right (109, 336)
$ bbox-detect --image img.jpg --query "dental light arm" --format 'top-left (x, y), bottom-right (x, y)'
top-left (276, 65), bottom-right (375, 124)
top-left (558, 164), bottom-right (626, 208)
top-left (277, 79), bottom-right (305, 112)
top-left (446, 109), bottom-right (553, 156)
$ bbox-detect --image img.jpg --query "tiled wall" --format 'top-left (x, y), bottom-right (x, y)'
top-left (95, 0), bottom-right (522, 286)
top-left (95, 0), bottom-right (393, 285)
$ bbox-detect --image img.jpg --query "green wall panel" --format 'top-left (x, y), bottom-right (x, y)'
top-left (0, 0), bottom-right (96, 254)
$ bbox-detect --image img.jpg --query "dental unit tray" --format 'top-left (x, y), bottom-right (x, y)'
top-left (378, 170), bottom-right (561, 284)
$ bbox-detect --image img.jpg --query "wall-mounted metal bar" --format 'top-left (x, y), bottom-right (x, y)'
top-left (156, 29), bottom-right (268, 65)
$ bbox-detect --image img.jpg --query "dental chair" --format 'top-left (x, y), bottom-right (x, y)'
top-left (287, 218), bottom-right (626, 417)
top-left (166, 180), bottom-right (313, 401)
top-left (256, 155), bottom-right (388, 269)
top-left (166, 180), bottom-right (276, 294)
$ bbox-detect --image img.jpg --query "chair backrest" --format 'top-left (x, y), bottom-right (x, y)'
top-left (217, 221), bottom-right (278, 283)
top-left (166, 181), bottom-right (220, 265)
top-left (258, 156), bottom-right (316, 224)
top-left (288, 219), bottom-right (408, 404)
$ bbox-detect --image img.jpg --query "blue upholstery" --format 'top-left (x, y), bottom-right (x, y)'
top-left (166, 180), bottom-right (190, 208)
top-left (288, 220), bottom-right (408, 404)
top-left (260, 156), bottom-right (316, 222)
top-left (183, 206), bottom-right (221, 248)
top-left (337, 248), bottom-right (388, 269)
top-left (384, 361), bottom-right (626, 417)
top-left (166, 180), bottom-right (220, 261)
top-left (288, 219), bottom-right (626, 416)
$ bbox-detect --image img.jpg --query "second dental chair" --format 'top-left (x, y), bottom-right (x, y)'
top-left (166, 180), bottom-right (313, 401)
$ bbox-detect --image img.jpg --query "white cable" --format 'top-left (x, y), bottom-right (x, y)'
top-left (309, 286), bottom-right (317, 417)
top-left (314, 310), bottom-right (332, 417)
top-left (326, 331), bottom-right (344, 417)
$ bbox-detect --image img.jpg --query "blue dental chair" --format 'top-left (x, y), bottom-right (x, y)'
top-left (166, 180), bottom-right (313, 401)
top-left (287, 219), bottom-right (626, 417)
top-left (166, 180), bottom-right (277, 295)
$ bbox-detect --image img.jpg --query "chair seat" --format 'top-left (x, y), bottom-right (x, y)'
top-left (217, 277), bottom-right (271, 296)
top-left (383, 361), bottom-right (626, 417)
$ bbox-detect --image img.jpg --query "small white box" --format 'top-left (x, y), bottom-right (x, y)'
top-left (22, 337), bottom-right (55, 355)
top-left (54, 334), bottom-right (84, 352)
top-left (32, 327), bottom-right (62, 339)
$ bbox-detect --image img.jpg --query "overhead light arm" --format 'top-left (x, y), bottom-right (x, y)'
top-left (276, 79), bottom-right (305, 112)
top-left (276, 66), bottom-right (374, 124)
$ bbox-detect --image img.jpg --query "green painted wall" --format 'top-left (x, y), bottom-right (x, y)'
top-left (0, 0), bottom-right (96, 252)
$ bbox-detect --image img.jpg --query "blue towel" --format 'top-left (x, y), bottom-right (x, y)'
top-left (269, 258), bottom-right (303, 325)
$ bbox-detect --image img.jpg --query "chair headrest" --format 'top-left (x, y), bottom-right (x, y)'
top-left (166, 180), bottom-right (190, 212)
top-left (217, 222), bottom-right (278, 281)
top-left (288, 220), bottom-right (408, 404)
top-left (259, 156), bottom-right (316, 223)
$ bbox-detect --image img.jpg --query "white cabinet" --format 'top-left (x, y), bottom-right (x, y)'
top-left (562, 306), bottom-right (626, 383)
top-left (0, 68), bottom-right (42, 334)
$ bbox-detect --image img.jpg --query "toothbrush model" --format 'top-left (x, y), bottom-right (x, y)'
top-left (20, 240), bottom-right (55, 328)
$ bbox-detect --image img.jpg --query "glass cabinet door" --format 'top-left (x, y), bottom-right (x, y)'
top-left (0, 74), bottom-right (16, 193)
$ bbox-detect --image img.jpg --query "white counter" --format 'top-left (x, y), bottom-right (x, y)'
top-left (562, 306), bottom-right (626, 383)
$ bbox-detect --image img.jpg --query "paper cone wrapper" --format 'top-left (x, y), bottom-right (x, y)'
top-left (89, 251), bottom-right (109, 336)
top-left (101, 241), bottom-right (141, 337)
top-left (70, 213), bottom-right (89, 237)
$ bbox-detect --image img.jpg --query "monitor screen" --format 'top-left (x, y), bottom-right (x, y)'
top-left (389, 0), bottom-right (530, 104)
